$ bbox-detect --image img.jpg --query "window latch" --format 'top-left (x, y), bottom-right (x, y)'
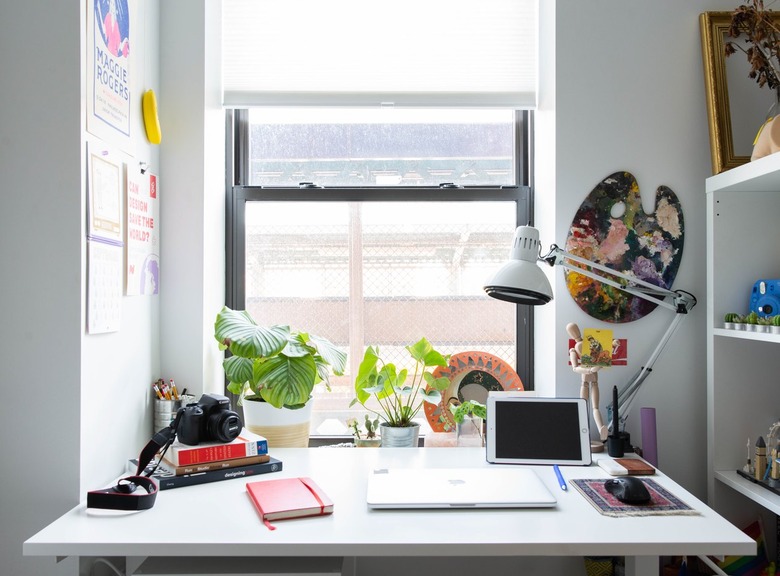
top-left (299, 182), bottom-right (322, 189)
top-left (438, 182), bottom-right (462, 189)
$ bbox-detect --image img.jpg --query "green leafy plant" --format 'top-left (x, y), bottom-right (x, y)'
top-left (773, 315), bottom-right (780, 327)
top-left (347, 414), bottom-right (380, 439)
top-left (746, 311), bottom-right (760, 324)
top-left (351, 338), bottom-right (450, 427)
top-left (449, 399), bottom-right (487, 423)
top-left (214, 306), bottom-right (347, 409)
top-left (724, 312), bottom-right (741, 323)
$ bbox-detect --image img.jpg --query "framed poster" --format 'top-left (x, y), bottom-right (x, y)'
top-left (87, 0), bottom-right (134, 151)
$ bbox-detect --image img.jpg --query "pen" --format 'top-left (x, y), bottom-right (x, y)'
top-left (553, 464), bottom-right (567, 491)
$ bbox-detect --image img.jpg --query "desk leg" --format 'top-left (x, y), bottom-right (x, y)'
top-left (341, 556), bottom-right (357, 576)
top-left (625, 555), bottom-right (657, 576)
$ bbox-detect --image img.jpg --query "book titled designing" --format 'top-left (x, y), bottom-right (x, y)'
top-left (166, 428), bottom-right (268, 466)
top-left (128, 456), bottom-right (282, 490)
top-left (246, 477), bottom-right (333, 530)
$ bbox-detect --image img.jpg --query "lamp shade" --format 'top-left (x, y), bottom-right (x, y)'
top-left (483, 226), bottom-right (553, 305)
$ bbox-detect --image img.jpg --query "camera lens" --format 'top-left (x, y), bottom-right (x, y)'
top-left (207, 411), bottom-right (242, 443)
top-left (762, 304), bottom-right (774, 314)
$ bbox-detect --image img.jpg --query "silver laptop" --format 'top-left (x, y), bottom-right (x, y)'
top-left (366, 467), bottom-right (557, 509)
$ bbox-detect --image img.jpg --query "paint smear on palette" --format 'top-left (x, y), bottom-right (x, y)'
top-left (565, 171), bottom-right (684, 323)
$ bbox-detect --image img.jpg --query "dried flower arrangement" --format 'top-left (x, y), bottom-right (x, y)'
top-left (726, 0), bottom-right (780, 93)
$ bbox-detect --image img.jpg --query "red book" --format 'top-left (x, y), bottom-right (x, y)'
top-left (246, 477), bottom-right (334, 530)
top-left (166, 429), bottom-right (268, 466)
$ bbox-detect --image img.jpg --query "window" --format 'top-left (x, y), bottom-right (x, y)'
top-left (226, 108), bottom-right (533, 435)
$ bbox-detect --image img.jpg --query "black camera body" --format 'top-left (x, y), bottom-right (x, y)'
top-left (176, 393), bottom-right (242, 446)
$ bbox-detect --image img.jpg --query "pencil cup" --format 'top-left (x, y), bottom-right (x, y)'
top-left (153, 398), bottom-right (182, 432)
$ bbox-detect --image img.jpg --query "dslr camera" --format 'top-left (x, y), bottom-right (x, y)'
top-left (749, 279), bottom-right (780, 317)
top-left (176, 393), bottom-right (242, 446)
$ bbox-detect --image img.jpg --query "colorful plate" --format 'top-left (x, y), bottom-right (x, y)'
top-left (424, 351), bottom-right (523, 433)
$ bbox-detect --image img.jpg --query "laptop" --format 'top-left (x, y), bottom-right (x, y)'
top-left (366, 466), bottom-right (557, 509)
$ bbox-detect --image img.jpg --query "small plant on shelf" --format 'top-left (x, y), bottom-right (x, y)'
top-left (746, 311), bottom-right (760, 331)
top-left (772, 315), bottom-right (780, 334)
top-left (724, 312), bottom-right (741, 329)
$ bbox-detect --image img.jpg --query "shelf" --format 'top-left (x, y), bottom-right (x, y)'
top-left (714, 329), bottom-right (780, 344)
top-left (715, 470), bottom-right (780, 516)
top-left (706, 153), bottom-right (780, 194)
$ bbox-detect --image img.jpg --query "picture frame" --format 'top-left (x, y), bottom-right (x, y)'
top-left (700, 11), bottom-right (780, 174)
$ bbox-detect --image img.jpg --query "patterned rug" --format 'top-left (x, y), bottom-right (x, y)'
top-left (571, 478), bottom-right (699, 517)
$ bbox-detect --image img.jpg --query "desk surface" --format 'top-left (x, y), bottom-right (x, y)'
top-left (24, 447), bottom-right (754, 559)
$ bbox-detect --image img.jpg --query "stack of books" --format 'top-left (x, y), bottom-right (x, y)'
top-left (128, 429), bottom-right (282, 490)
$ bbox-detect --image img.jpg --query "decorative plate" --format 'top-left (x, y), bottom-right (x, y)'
top-left (424, 351), bottom-right (523, 433)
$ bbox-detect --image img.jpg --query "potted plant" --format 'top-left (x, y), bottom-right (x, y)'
top-left (351, 337), bottom-right (451, 447)
top-left (450, 400), bottom-right (487, 447)
top-left (724, 312), bottom-right (740, 330)
top-left (214, 306), bottom-right (347, 448)
top-left (772, 315), bottom-right (780, 334)
top-left (347, 414), bottom-right (381, 447)
top-left (746, 311), bottom-right (760, 332)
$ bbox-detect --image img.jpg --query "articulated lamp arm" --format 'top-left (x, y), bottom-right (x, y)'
top-left (540, 244), bottom-right (697, 432)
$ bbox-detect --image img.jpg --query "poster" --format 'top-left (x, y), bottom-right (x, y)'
top-left (87, 0), bottom-right (133, 151)
top-left (126, 169), bottom-right (159, 295)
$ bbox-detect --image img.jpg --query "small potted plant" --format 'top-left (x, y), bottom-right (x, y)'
top-left (724, 312), bottom-right (740, 330)
top-left (746, 311), bottom-right (760, 332)
top-left (450, 399), bottom-right (487, 447)
top-left (347, 414), bottom-right (381, 447)
top-left (214, 306), bottom-right (347, 447)
top-left (772, 315), bottom-right (780, 335)
top-left (351, 337), bottom-right (451, 447)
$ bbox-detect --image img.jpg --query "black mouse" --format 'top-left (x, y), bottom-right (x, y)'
top-left (604, 477), bottom-right (651, 504)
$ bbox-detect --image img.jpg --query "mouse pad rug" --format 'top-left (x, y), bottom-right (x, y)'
top-left (571, 478), bottom-right (699, 517)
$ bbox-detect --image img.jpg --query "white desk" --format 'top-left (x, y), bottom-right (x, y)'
top-left (25, 448), bottom-right (754, 576)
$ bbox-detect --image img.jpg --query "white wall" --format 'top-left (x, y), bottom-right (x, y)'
top-left (543, 0), bottom-right (739, 496)
top-left (1, 1), bottom-right (161, 575)
top-left (0, 1), bottom-right (754, 575)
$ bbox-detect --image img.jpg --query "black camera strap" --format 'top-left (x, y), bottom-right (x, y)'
top-left (86, 411), bottom-right (182, 511)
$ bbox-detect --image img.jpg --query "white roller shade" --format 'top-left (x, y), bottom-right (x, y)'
top-left (222, 0), bottom-right (537, 108)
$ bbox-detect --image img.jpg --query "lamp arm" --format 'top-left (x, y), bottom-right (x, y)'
top-left (607, 311), bottom-right (688, 433)
top-left (541, 245), bottom-right (696, 314)
top-left (539, 245), bottom-right (696, 432)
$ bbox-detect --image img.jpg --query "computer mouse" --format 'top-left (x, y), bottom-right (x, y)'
top-left (604, 477), bottom-right (651, 504)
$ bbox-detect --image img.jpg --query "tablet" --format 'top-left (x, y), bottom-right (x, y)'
top-left (486, 393), bottom-right (592, 465)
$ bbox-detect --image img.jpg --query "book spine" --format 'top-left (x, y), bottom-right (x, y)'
top-left (171, 439), bottom-right (269, 466)
top-left (157, 458), bottom-right (283, 490)
top-left (166, 454), bottom-right (270, 475)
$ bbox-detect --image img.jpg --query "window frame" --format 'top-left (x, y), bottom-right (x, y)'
top-left (224, 108), bottom-right (536, 390)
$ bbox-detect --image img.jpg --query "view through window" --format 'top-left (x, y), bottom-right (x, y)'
top-left (231, 108), bottom-right (530, 435)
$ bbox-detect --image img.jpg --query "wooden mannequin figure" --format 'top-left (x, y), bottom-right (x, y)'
top-left (567, 322), bottom-right (611, 452)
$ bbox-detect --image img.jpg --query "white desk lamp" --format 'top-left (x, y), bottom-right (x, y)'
top-left (483, 225), bottom-right (696, 434)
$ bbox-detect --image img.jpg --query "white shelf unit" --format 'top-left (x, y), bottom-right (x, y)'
top-left (706, 152), bottom-right (780, 531)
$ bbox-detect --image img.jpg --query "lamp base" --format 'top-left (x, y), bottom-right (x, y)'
top-left (607, 436), bottom-right (624, 458)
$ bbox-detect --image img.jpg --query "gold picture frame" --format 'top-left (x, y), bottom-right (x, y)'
top-left (700, 11), bottom-right (780, 174)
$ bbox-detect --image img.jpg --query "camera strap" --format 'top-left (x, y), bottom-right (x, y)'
top-left (86, 412), bottom-right (182, 511)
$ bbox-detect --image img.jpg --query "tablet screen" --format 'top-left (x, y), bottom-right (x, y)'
top-left (486, 395), bottom-right (592, 465)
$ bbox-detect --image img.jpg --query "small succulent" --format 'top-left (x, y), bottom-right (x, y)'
top-left (773, 315), bottom-right (780, 327)
top-left (746, 311), bottom-right (760, 324)
top-left (724, 312), bottom-right (741, 323)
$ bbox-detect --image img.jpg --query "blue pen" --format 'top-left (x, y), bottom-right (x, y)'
top-left (553, 465), bottom-right (567, 491)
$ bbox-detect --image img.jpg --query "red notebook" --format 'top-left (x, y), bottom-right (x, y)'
top-left (246, 477), bottom-right (333, 530)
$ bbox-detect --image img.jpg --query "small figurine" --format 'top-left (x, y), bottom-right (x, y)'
top-left (567, 323), bottom-right (617, 450)
top-left (755, 436), bottom-right (767, 482)
top-left (744, 437), bottom-right (753, 475)
top-left (772, 443), bottom-right (780, 481)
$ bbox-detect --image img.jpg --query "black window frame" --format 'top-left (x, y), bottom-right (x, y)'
top-left (224, 108), bottom-right (536, 389)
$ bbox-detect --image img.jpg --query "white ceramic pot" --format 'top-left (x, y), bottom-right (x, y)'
top-left (242, 398), bottom-right (312, 448)
top-left (379, 422), bottom-right (420, 447)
